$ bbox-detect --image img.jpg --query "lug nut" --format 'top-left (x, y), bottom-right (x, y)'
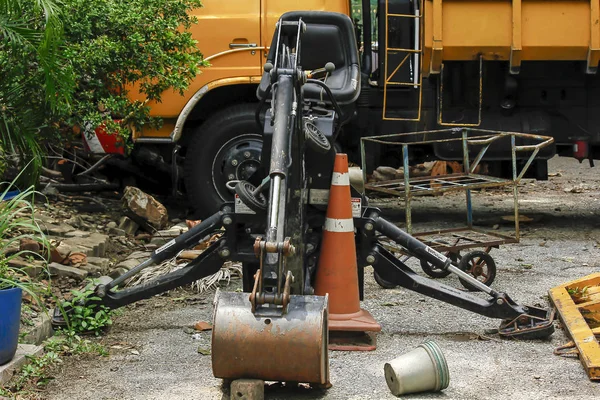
top-left (244, 151), bottom-right (251, 158)
top-left (496, 298), bottom-right (504, 305)
top-left (364, 222), bottom-right (374, 231)
top-left (228, 174), bottom-right (235, 180)
top-left (366, 255), bottom-right (376, 264)
top-left (222, 216), bottom-right (233, 226)
top-left (219, 248), bottom-right (231, 258)
top-left (231, 159), bottom-right (239, 166)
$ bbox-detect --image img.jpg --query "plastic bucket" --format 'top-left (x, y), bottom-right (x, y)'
top-left (384, 340), bottom-right (450, 396)
top-left (0, 287), bottom-right (23, 365)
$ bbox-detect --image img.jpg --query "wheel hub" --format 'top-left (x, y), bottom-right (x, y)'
top-left (213, 134), bottom-right (262, 200)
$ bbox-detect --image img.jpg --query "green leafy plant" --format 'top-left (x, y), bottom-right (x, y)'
top-left (0, 0), bottom-right (72, 182)
top-left (2, 331), bottom-right (108, 396)
top-left (44, 330), bottom-right (108, 356)
top-left (0, 169), bottom-right (50, 302)
top-left (12, 351), bottom-right (60, 391)
top-left (1, 0), bottom-right (205, 177)
top-left (54, 0), bottom-right (207, 147)
top-left (60, 288), bottom-right (114, 335)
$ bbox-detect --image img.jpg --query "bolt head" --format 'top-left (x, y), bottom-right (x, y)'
top-left (228, 174), bottom-right (235, 180)
top-left (222, 216), bottom-right (233, 225)
top-left (244, 151), bottom-right (251, 158)
top-left (364, 222), bottom-right (374, 231)
top-left (219, 248), bottom-right (231, 258)
top-left (231, 159), bottom-right (239, 166)
top-left (366, 255), bottom-right (376, 264)
top-left (496, 298), bottom-right (504, 305)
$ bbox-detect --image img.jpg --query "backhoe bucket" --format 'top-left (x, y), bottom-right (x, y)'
top-left (211, 291), bottom-right (330, 385)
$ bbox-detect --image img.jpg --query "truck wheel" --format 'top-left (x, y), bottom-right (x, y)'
top-left (184, 104), bottom-right (263, 218)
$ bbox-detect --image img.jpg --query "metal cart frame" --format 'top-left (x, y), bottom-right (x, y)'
top-left (361, 128), bottom-right (554, 287)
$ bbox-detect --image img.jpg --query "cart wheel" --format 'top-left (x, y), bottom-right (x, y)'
top-left (457, 250), bottom-right (496, 291)
top-left (374, 271), bottom-right (397, 289)
top-left (420, 251), bottom-right (459, 279)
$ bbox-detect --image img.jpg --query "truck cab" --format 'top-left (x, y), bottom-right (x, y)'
top-left (127, 0), bottom-right (350, 217)
top-left (125, 0), bottom-right (600, 218)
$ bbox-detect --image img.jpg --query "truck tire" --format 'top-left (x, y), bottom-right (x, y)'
top-left (184, 104), bottom-right (263, 218)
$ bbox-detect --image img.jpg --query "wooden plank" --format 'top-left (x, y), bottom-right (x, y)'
top-left (549, 273), bottom-right (600, 380)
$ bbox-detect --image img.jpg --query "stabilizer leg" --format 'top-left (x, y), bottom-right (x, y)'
top-left (52, 211), bottom-right (227, 326)
top-left (357, 209), bottom-right (555, 339)
top-left (92, 239), bottom-right (226, 309)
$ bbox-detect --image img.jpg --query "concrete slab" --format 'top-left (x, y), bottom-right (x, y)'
top-left (0, 344), bottom-right (44, 385)
top-left (21, 313), bottom-right (54, 346)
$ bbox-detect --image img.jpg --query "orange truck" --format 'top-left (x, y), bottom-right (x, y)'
top-left (113, 0), bottom-right (600, 217)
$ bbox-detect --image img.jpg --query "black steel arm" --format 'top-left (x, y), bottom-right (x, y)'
top-left (372, 244), bottom-right (528, 320)
top-left (98, 210), bottom-right (224, 295)
top-left (95, 239), bottom-right (226, 309)
top-left (356, 209), bottom-right (554, 339)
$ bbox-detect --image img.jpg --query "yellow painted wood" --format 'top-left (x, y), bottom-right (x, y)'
top-left (549, 273), bottom-right (600, 380)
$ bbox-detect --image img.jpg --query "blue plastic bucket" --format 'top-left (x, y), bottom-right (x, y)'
top-left (0, 287), bottom-right (22, 365)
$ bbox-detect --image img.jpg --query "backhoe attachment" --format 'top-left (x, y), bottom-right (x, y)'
top-left (356, 208), bottom-right (555, 340)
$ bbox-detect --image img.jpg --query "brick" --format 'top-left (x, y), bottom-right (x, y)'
top-left (48, 262), bottom-right (88, 281)
top-left (118, 216), bottom-right (139, 236)
top-left (230, 379), bottom-right (264, 400)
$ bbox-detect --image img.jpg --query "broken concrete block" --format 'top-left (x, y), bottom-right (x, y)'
top-left (115, 259), bottom-right (141, 271)
top-left (48, 262), bottom-right (88, 281)
top-left (108, 227), bottom-right (127, 236)
top-left (65, 216), bottom-right (85, 229)
top-left (230, 379), bottom-right (264, 400)
top-left (62, 233), bottom-right (109, 257)
top-left (107, 221), bottom-right (118, 229)
top-left (109, 267), bottom-right (128, 279)
top-left (20, 313), bottom-right (54, 345)
top-left (64, 230), bottom-right (91, 238)
top-left (22, 264), bottom-right (45, 278)
top-left (118, 216), bottom-right (139, 236)
top-left (80, 263), bottom-right (104, 277)
top-left (122, 186), bottom-right (168, 230)
top-left (44, 222), bottom-right (76, 236)
top-left (87, 257), bottom-right (110, 269)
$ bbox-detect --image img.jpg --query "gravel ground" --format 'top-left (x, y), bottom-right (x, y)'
top-left (42, 156), bottom-right (600, 400)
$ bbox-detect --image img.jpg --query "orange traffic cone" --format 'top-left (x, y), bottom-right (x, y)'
top-left (314, 154), bottom-right (381, 351)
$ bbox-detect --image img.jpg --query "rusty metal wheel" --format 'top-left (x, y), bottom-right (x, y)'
top-left (457, 250), bottom-right (496, 291)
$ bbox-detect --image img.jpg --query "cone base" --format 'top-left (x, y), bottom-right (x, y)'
top-left (329, 331), bottom-right (377, 352)
top-left (327, 309), bottom-right (381, 351)
top-left (329, 308), bottom-right (382, 332)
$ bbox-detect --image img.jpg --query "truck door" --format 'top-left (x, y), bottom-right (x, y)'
top-left (192, 0), bottom-right (262, 79)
